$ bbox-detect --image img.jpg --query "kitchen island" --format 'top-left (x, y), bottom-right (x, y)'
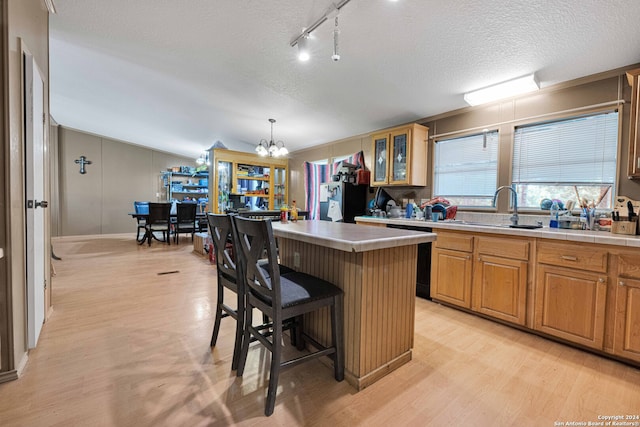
top-left (271, 220), bottom-right (436, 390)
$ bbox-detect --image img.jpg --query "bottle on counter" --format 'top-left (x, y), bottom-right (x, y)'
top-left (550, 200), bottom-right (559, 228)
top-left (280, 204), bottom-right (289, 223)
top-left (290, 200), bottom-right (298, 222)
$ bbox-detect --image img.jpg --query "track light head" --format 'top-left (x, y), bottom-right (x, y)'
top-left (297, 34), bottom-right (310, 62)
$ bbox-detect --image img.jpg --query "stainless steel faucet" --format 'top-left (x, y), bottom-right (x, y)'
top-left (493, 186), bottom-right (519, 226)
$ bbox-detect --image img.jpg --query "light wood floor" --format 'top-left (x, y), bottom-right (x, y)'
top-left (1, 234), bottom-right (639, 426)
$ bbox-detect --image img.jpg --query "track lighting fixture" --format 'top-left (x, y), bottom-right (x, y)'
top-left (290, 0), bottom-right (352, 62)
top-left (332, 14), bottom-right (340, 61)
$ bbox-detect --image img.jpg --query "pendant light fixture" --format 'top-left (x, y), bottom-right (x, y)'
top-left (256, 119), bottom-right (288, 157)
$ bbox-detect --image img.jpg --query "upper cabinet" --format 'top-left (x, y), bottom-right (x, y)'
top-left (210, 149), bottom-right (288, 214)
top-left (371, 123), bottom-right (429, 186)
top-left (627, 68), bottom-right (640, 178)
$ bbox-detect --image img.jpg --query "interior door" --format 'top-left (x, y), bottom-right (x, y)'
top-left (24, 49), bottom-right (47, 349)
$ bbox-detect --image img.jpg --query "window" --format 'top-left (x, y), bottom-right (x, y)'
top-left (433, 130), bottom-right (499, 207)
top-left (512, 111), bottom-right (618, 210)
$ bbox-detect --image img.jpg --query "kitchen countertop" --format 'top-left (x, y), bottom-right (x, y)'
top-left (272, 220), bottom-right (436, 253)
top-left (354, 216), bottom-right (640, 248)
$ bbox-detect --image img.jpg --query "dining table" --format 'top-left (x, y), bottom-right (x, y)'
top-left (129, 212), bottom-right (208, 245)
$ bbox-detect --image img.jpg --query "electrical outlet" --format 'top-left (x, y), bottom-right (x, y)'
top-left (294, 252), bottom-right (301, 268)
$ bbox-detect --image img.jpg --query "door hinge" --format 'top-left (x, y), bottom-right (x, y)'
top-left (44, 279), bottom-right (47, 290)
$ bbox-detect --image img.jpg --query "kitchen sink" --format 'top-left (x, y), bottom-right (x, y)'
top-left (444, 220), bottom-right (543, 229)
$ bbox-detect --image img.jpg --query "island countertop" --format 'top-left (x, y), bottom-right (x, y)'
top-left (271, 220), bottom-right (436, 253)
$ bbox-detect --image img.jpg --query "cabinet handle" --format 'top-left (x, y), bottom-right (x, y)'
top-left (619, 281), bottom-right (626, 287)
top-left (466, 255), bottom-right (471, 260)
top-left (598, 278), bottom-right (605, 283)
top-left (560, 255), bottom-right (578, 261)
top-left (477, 256), bottom-right (482, 262)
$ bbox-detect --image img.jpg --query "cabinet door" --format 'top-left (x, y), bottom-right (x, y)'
top-left (534, 264), bottom-right (607, 349)
top-left (215, 161), bottom-right (232, 213)
top-left (389, 128), bottom-right (411, 185)
top-left (431, 248), bottom-right (472, 308)
top-left (614, 277), bottom-right (640, 362)
top-left (273, 167), bottom-right (287, 210)
top-left (371, 133), bottom-right (389, 185)
top-left (472, 255), bottom-right (527, 325)
top-left (626, 69), bottom-right (640, 178)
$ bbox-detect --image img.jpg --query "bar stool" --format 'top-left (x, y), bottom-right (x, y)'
top-left (232, 215), bottom-right (344, 416)
top-left (207, 214), bottom-right (297, 370)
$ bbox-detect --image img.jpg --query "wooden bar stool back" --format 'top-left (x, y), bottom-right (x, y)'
top-left (232, 216), bottom-right (345, 416)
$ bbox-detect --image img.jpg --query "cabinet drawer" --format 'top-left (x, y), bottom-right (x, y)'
top-left (434, 232), bottom-right (473, 252)
top-left (618, 252), bottom-right (640, 279)
top-left (476, 236), bottom-right (530, 260)
top-left (537, 241), bottom-right (608, 273)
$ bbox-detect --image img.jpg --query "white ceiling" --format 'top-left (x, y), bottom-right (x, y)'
top-left (49, 0), bottom-right (640, 159)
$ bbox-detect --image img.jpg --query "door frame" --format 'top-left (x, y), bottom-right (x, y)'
top-left (0, 0), bottom-right (12, 374)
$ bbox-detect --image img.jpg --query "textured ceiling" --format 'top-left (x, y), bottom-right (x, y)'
top-left (49, 0), bottom-right (640, 158)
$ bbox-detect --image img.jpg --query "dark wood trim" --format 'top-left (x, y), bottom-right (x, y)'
top-left (0, 0), bottom-right (13, 374)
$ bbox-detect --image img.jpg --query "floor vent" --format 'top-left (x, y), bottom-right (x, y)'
top-left (157, 270), bottom-right (180, 275)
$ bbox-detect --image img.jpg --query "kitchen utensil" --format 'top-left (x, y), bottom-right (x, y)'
top-left (627, 201), bottom-right (635, 219)
top-left (565, 200), bottom-right (575, 211)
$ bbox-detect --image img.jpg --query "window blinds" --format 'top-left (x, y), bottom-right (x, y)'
top-left (512, 111), bottom-right (619, 185)
top-left (434, 130), bottom-right (499, 198)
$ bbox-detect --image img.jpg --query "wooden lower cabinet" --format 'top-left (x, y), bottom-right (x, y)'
top-left (431, 231), bottom-right (473, 308)
top-left (429, 230), bottom-right (640, 367)
top-left (614, 277), bottom-right (640, 362)
top-left (614, 252), bottom-right (640, 362)
top-left (431, 248), bottom-right (473, 308)
top-left (473, 255), bottom-right (528, 325)
top-left (472, 236), bottom-right (529, 326)
top-left (534, 264), bottom-right (607, 349)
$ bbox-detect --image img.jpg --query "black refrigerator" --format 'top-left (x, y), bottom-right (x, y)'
top-left (319, 182), bottom-right (368, 223)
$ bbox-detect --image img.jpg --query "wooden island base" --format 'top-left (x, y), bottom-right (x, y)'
top-left (273, 221), bottom-right (435, 390)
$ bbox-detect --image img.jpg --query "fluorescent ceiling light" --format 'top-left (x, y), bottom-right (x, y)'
top-left (464, 74), bottom-right (539, 106)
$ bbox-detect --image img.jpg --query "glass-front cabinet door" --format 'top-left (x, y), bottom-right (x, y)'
top-left (236, 164), bottom-right (270, 211)
top-left (372, 133), bottom-right (389, 185)
top-left (216, 160), bottom-right (232, 213)
top-left (211, 148), bottom-right (289, 214)
top-left (390, 128), bottom-right (411, 185)
top-left (273, 167), bottom-right (287, 209)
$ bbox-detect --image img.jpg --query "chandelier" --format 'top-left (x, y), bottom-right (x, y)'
top-left (256, 118), bottom-right (288, 157)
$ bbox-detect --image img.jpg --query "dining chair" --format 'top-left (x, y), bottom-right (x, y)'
top-left (174, 202), bottom-right (197, 244)
top-left (232, 215), bottom-right (344, 416)
top-left (145, 202), bottom-right (172, 246)
top-left (133, 201), bottom-right (149, 242)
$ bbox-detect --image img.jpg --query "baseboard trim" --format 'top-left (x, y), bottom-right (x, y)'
top-left (0, 369), bottom-right (19, 384)
top-left (15, 351), bottom-right (29, 377)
